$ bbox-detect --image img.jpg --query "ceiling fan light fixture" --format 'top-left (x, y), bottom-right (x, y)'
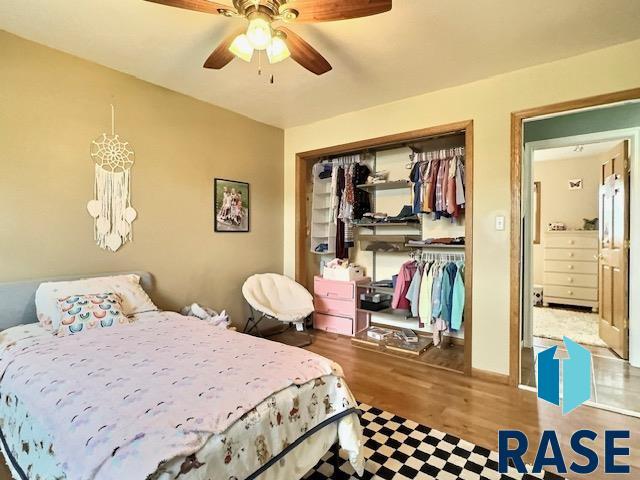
top-left (229, 34), bottom-right (254, 62)
top-left (267, 32), bottom-right (290, 64)
top-left (246, 13), bottom-right (272, 50)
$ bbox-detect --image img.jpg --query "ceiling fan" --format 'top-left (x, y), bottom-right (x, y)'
top-left (145, 0), bottom-right (393, 75)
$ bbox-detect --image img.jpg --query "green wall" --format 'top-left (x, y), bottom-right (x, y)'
top-left (524, 102), bottom-right (640, 143)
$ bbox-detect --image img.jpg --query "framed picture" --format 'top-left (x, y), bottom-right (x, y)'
top-left (568, 178), bottom-right (583, 190)
top-left (214, 178), bottom-right (250, 232)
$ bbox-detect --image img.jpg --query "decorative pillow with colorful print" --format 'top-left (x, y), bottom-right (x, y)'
top-left (55, 293), bottom-right (131, 336)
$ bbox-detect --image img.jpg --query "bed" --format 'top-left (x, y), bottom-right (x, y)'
top-left (0, 272), bottom-right (364, 480)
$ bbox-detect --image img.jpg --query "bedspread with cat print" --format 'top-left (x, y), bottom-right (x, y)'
top-left (0, 312), bottom-right (356, 480)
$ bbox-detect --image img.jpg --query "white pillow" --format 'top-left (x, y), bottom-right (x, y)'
top-left (35, 274), bottom-right (157, 331)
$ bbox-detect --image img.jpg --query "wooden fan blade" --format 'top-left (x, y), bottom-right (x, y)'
top-left (144, 0), bottom-right (233, 15)
top-left (284, 0), bottom-right (392, 23)
top-left (279, 28), bottom-right (331, 75)
top-left (203, 28), bottom-right (245, 69)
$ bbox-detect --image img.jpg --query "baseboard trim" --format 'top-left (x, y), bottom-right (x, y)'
top-left (472, 368), bottom-right (510, 385)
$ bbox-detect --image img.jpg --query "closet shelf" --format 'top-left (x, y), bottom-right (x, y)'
top-left (358, 283), bottom-right (395, 294)
top-left (357, 307), bottom-right (415, 319)
top-left (404, 243), bottom-right (465, 249)
top-left (351, 328), bottom-right (432, 357)
top-left (356, 180), bottom-right (412, 191)
top-left (354, 222), bottom-right (421, 230)
top-left (358, 234), bottom-right (421, 253)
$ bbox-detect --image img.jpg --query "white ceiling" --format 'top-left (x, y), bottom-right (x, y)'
top-left (533, 141), bottom-right (620, 162)
top-left (2, 0), bottom-right (640, 128)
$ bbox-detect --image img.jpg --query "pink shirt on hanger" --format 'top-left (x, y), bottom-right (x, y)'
top-left (391, 260), bottom-right (418, 310)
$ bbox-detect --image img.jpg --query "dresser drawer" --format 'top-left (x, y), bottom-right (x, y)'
top-left (314, 313), bottom-right (353, 336)
top-left (544, 273), bottom-right (598, 288)
top-left (314, 277), bottom-right (355, 300)
top-left (545, 235), bottom-right (598, 249)
top-left (544, 248), bottom-right (597, 262)
top-left (544, 260), bottom-right (598, 275)
top-left (314, 296), bottom-right (353, 317)
top-left (544, 285), bottom-right (598, 301)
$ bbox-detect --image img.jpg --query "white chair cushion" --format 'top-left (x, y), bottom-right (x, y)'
top-left (242, 274), bottom-right (314, 322)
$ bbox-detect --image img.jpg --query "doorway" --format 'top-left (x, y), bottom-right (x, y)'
top-left (520, 135), bottom-right (640, 413)
top-left (510, 91), bottom-right (640, 415)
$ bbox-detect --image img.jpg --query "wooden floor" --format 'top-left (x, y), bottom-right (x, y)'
top-left (307, 331), bottom-right (640, 480)
top-left (2, 331), bottom-right (638, 480)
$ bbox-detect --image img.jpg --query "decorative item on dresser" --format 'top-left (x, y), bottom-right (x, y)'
top-left (543, 230), bottom-right (599, 312)
top-left (313, 276), bottom-right (370, 336)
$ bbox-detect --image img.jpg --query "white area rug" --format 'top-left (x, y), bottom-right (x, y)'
top-left (533, 306), bottom-right (607, 347)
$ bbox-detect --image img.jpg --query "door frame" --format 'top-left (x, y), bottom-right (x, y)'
top-left (295, 120), bottom-right (474, 376)
top-left (520, 130), bottom-right (640, 359)
top-left (509, 87), bottom-right (640, 386)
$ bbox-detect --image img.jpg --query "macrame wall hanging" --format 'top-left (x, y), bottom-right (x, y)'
top-left (87, 105), bottom-right (137, 252)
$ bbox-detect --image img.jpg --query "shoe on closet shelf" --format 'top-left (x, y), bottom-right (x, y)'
top-left (387, 205), bottom-right (419, 223)
top-left (314, 243), bottom-right (329, 253)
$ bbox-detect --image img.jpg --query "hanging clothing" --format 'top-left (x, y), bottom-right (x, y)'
top-left (405, 264), bottom-right (423, 318)
top-left (330, 166), bottom-right (339, 222)
top-left (340, 165), bottom-right (356, 248)
top-left (420, 160), bottom-right (431, 213)
top-left (432, 318), bottom-right (448, 347)
top-left (451, 263), bottom-right (465, 331)
top-left (410, 161), bottom-right (423, 215)
top-left (335, 166), bottom-right (348, 259)
top-left (439, 262), bottom-right (458, 325)
top-left (353, 163), bottom-right (371, 220)
top-left (455, 156), bottom-right (466, 207)
top-left (434, 160), bottom-right (452, 220)
top-left (446, 157), bottom-right (458, 216)
top-left (418, 261), bottom-right (434, 328)
top-left (430, 263), bottom-right (444, 318)
top-left (392, 260), bottom-right (418, 310)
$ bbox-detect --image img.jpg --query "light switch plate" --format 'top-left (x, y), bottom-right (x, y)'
top-left (495, 215), bottom-right (505, 231)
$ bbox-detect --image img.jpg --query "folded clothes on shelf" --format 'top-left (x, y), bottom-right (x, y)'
top-left (362, 212), bottom-right (388, 219)
top-left (406, 236), bottom-right (465, 246)
top-left (314, 243), bottom-right (329, 252)
top-left (355, 206), bottom-right (420, 225)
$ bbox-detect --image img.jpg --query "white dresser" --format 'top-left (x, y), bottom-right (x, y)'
top-left (543, 231), bottom-right (599, 312)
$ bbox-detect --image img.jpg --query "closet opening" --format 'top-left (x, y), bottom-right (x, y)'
top-left (511, 89), bottom-right (640, 414)
top-left (295, 121), bottom-right (473, 375)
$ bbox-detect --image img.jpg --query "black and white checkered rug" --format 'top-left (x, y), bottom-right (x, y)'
top-left (305, 404), bottom-right (564, 480)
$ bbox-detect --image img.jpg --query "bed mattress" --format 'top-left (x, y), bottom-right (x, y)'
top-left (0, 313), bottom-right (363, 480)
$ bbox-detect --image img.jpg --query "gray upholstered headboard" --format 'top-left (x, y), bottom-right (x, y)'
top-left (0, 272), bottom-right (154, 331)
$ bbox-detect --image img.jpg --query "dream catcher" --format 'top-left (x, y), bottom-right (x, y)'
top-left (87, 105), bottom-right (137, 252)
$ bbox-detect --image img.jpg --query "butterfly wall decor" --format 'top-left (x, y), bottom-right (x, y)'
top-left (568, 178), bottom-right (583, 190)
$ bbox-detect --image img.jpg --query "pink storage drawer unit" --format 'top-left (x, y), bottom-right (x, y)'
top-left (313, 276), bottom-right (369, 337)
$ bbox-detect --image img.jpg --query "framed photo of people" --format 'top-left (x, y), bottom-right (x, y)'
top-left (214, 178), bottom-right (250, 233)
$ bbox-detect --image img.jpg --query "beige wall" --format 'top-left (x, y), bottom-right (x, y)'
top-left (532, 155), bottom-right (602, 285)
top-left (283, 39), bottom-right (640, 375)
top-left (0, 31), bottom-right (284, 327)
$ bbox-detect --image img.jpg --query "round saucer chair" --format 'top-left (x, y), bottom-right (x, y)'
top-left (242, 273), bottom-right (314, 346)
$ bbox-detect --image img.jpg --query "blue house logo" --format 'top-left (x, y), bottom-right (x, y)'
top-left (537, 337), bottom-right (591, 414)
